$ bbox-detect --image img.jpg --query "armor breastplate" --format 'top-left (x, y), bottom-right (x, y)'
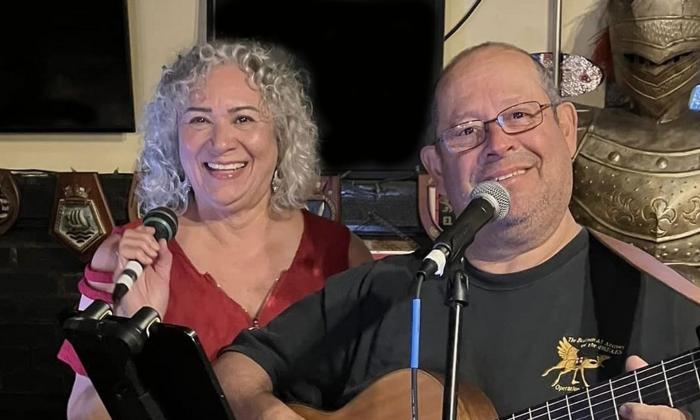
top-left (571, 106), bottom-right (700, 285)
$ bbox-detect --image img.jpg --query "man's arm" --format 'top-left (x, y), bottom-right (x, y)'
top-left (213, 352), bottom-right (302, 420)
top-left (213, 256), bottom-right (414, 416)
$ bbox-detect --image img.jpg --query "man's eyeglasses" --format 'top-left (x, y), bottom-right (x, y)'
top-left (437, 101), bottom-right (554, 154)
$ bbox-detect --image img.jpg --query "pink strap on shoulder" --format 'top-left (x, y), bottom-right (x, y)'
top-left (590, 229), bottom-right (700, 305)
top-left (57, 340), bottom-right (87, 376)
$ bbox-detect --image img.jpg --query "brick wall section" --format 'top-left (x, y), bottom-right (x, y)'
top-left (0, 173), bottom-right (131, 420)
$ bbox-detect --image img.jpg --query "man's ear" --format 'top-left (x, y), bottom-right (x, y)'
top-left (555, 101), bottom-right (578, 157)
top-left (420, 145), bottom-right (447, 195)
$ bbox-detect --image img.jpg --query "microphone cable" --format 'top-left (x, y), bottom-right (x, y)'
top-left (444, 0), bottom-right (483, 41)
top-left (410, 270), bottom-right (426, 420)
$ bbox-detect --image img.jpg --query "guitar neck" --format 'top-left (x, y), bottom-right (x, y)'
top-left (503, 347), bottom-right (700, 419)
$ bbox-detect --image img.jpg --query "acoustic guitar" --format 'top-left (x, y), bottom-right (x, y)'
top-left (289, 347), bottom-right (700, 419)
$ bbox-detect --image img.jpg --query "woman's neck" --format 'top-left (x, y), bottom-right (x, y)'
top-left (178, 201), bottom-right (293, 248)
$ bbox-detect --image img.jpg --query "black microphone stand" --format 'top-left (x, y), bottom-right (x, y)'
top-left (63, 300), bottom-right (234, 420)
top-left (62, 301), bottom-right (167, 419)
top-left (441, 258), bottom-right (469, 420)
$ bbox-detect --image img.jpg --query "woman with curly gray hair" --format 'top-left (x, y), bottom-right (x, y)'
top-left (60, 40), bottom-right (371, 419)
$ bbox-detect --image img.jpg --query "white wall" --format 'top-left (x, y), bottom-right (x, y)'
top-left (444, 0), bottom-right (607, 106)
top-left (0, 0), bottom-right (607, 172)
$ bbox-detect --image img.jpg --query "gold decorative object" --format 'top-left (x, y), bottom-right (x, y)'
top-left (0, 170), bottom-right (20, 236)
top-left (572, 0), bottom-right (700, 285)
top-left (305, 176), bottom-right (341, 222)
top-left (51, 172), bottom-right (114, 261)
top-left (417, 174), bottom-right (455, 241)
top-left (532, 52), bottom-right (603, 98)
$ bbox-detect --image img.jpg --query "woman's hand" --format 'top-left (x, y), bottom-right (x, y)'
top-left (112, 226), bottom-right (173, 319)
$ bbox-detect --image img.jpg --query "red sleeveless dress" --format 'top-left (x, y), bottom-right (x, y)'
top-left (58, 210), bottom-right (351, 375)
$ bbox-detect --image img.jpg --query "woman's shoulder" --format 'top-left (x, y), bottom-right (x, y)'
top-left (297, 209), bottom-right (374, 268)
top-left (301, 209), bottom-right (349, 234)
top-left (300, 209), bottom-right (352, 253)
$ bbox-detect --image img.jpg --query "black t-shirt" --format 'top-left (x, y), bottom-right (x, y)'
top-left (226, 230), bottom-right (700, 416)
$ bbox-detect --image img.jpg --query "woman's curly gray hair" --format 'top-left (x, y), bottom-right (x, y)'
top-left (137, 40), bottom-right (319, 216)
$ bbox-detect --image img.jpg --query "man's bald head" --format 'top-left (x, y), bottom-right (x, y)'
top-left (431, 42), bottom-right (560, 133)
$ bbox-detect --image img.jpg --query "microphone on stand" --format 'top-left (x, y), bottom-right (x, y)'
top-left (112, 207), bottom-right (178, 303)
top-left (409, 181), bottom-right (509, 419)
top-left (419, 181), bottom-right (510, 277)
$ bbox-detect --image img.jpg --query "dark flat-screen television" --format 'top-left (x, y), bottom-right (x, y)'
top-left (208, 0), bottom-right (444, 174)
top-left (0, 0), bottom-right (135, 133)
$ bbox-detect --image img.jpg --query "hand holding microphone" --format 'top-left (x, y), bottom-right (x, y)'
top-left (112, 207), bottom-right (178, 316)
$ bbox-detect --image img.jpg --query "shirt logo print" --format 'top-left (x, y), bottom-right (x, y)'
top-left (541, 337), bottom-right (612, 392)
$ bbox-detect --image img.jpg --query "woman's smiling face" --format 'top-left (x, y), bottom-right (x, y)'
top-left (178, 64), bottom-right (278, 214)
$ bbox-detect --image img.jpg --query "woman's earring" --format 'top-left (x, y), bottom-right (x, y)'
top-left (271, 169), bottom-right (281, 193)
top-left (182, 177), bottom-right (192, 195)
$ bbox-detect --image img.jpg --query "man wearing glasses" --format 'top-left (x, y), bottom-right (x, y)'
top-left (214, 43), bottom-right (699, 419)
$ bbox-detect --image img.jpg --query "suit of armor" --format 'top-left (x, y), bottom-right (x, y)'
top-left (571, 0), bottom-right (700, 284)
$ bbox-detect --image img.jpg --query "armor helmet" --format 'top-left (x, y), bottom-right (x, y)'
top-left (608, 0), bottom-right (700, 120)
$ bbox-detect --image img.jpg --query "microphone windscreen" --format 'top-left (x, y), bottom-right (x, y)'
top-left (143, 207), bottom-right (178, 241)
top-left (469, 181), bottom-right (510, 220)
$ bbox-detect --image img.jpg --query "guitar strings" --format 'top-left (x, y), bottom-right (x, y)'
top-left (513, 372), bottom-right (698, 420)
top-left (525, 366), bottom-right (698, 420)
top-left (506, 348), bottom-right (700, 420)
top-left (513, 370), bottom-right (697, 420)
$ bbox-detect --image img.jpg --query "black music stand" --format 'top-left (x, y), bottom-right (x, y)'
top-left (62, 301), bottom-right (234, 420)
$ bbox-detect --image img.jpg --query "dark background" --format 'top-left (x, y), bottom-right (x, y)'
top-left (208, 0), bottom-right (444, 173)
top-left (0, 0), bottom-right (134, 132)
top-left (0, 172), bottom-right (426, 419)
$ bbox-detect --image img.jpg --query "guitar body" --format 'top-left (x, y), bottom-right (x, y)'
top-left (289, 345), bottom-right (700, 419)
top-left (289, 369), bottom-right (498, 420)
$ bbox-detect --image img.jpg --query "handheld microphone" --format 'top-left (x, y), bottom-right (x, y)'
top-left (112, 207), bottom-right (178, 303)
top-left (419, 181), bottom-right (510, 277)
